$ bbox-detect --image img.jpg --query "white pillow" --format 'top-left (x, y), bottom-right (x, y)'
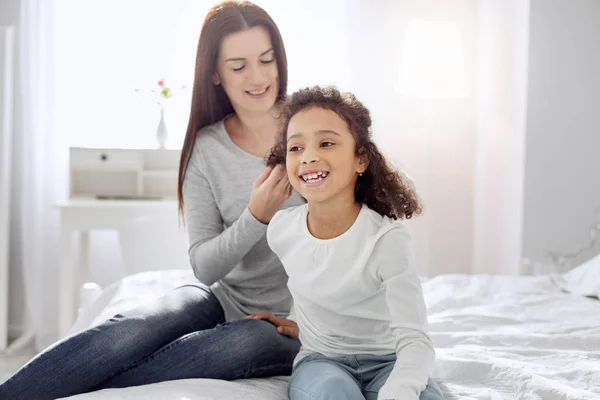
top-left (560, 253), bottom-right (600, 298)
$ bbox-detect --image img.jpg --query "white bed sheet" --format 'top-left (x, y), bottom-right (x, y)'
top-left (62, 271), bottom-right (600, 400)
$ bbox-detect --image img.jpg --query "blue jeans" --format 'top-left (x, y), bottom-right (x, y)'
top-left (289, 353), bottom-right (443, 400)
top-left (0, 284), bottom-right (301, 400)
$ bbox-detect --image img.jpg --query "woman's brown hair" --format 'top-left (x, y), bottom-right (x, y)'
top-left (177, 0), bottom-right (288, 215)
top-left (267, 86), bottom-right (422, 220)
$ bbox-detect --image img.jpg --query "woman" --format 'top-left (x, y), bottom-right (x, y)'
top-left (0, 2), bottom-right (303, 399)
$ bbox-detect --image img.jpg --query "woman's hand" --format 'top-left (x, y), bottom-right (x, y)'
top-left (248, 165), bottom-right (292, 224)
top-left (246, 312), bottom-right (299, 339)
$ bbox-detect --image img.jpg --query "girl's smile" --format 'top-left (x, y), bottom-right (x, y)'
top-left (298, 169), bottom-right (330, 187)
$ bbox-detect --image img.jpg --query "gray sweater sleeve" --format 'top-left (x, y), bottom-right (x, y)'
top-left (182, 155), bottom-right (268, 286)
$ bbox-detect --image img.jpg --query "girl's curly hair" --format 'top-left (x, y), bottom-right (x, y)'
top-left (267, 86), bottom-right (422, 220)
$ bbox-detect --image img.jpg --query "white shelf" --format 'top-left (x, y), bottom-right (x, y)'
top-left (70, 147), bottom-right (181, 199)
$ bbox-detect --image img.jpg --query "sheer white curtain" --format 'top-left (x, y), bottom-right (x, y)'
top-left (472, 0), bottom-right (530, 275)
top-left (10, 0), bottom-right (66, 351)
top-left (343, 0), bottom-right (530, 276)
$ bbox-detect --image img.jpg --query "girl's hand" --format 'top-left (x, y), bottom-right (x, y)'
top-left (246, 312), bottom-right (299, 339)
top-left (248, 165), bottom-right (293, 224)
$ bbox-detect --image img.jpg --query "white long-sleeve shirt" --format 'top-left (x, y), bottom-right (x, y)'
top-left (267, 203), bottom-right (435, 400)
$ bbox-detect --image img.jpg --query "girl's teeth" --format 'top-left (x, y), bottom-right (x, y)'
top-left (306, 177), bottom-right (323, 183)
top-left (302, 172), bottom-right (328, 182)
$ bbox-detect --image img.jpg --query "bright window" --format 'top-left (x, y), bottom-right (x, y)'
top-left (53, 0), bottom-right (351, 149)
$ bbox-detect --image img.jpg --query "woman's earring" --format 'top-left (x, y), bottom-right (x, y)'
top-left (359, 173), bottom-right (363, 177)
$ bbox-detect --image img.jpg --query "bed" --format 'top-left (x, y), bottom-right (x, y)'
top-left (59, 257), bottom-right (600, 400)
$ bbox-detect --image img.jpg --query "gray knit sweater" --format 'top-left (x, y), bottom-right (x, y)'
top-left (182, 118), bottom-right (303, 321)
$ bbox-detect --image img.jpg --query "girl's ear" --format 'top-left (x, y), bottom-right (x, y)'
top-left (212, 72), bottom-right (221, 86)
top-left (357, 146), bottom-right (369, 174)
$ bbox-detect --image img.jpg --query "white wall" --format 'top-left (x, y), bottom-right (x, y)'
top-left (347, 0), bottom-right (479, 277)
top-left (523, 0), bottom-right (600, 271)
top-left (0, 0), bottom-right (25, 339)
top-left (0, 1), bottom-right (18, 26)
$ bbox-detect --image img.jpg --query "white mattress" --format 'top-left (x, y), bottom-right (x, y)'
top-left (62, 271), bottom-right (600, 400)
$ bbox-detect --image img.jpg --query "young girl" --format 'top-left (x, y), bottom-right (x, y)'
top-left (249, 86), bottom-right (444, 400)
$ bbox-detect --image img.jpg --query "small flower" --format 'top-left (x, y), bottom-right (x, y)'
top-left (136, 78), bottom-right (187, 109)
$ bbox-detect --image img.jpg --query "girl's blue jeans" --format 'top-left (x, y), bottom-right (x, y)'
top-left (289, 352), bottom-right (444, 400)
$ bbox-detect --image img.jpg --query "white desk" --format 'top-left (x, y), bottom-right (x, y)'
top-left (56, 198), bottom-right (178, 337)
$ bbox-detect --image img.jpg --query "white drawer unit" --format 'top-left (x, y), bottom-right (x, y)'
top-left (70, 148), bottom-right (143, 171)
top-left (70, 147), bottom-right (181, 199)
